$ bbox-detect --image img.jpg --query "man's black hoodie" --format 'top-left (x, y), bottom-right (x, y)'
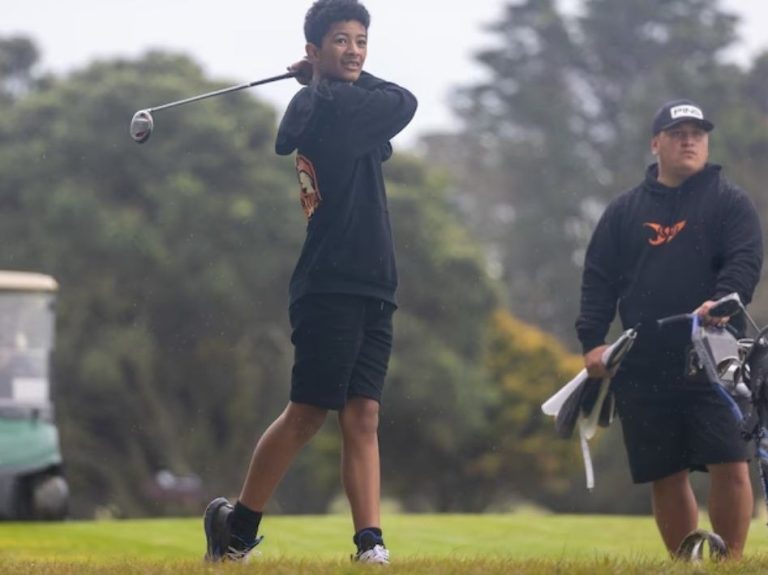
top-left (275, 72), bottom-right (417, 306)
top-left (576, 163), bottom-right (763, 369)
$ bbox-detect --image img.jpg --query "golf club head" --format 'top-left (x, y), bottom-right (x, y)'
top-left (129, 110), bottom-right (154, 144)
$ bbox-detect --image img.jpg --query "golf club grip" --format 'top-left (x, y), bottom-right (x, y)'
top-left (657, 313), bottom-right (692, 328)
top-left (149, 72), bottom-right (296, 113)
top-left (245, 71), bottom-right (297, 88)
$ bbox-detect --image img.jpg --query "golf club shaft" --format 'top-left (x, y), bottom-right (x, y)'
top-left (148, 71), bottom-right (295, 113)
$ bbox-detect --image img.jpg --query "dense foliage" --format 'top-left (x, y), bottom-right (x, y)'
top-left (3, 0), bottom-right (766, 519)
top-left (420, 0), bottom-right (768, 512)
top-left (427, 0), bottom-right (768, 343)
top-left (0, 40), bottom-right (589, 517)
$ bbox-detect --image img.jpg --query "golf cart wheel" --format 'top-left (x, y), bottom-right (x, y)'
top-left (30, 474), bottom-right (69, 520)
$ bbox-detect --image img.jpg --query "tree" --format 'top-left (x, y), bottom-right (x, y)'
top-left (0, 35), bottom-right (40, 102)
top-left (421, 0), bottom-right (768, 513)
top-left (0, 46), bottom-right (507, 516)
top-left (715, 50), bottom-right (768, 319)
top-left (382, 158), bottom-right (501, 511)
top-left (443, 0), bottom-right (745, 343)
top-left (0, 49), bottom-right (303, 516)
top-left (477, 309), bottom-right (584, 506)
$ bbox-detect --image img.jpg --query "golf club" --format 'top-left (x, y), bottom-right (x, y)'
top-left (129, 71), bottom-right (295, 144)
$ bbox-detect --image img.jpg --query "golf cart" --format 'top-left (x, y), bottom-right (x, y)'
top-left (0, 271), bottom-right (68, 520)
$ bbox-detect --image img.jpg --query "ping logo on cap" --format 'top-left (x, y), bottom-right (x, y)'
top-left (670, 105), bottom-right (704, 120)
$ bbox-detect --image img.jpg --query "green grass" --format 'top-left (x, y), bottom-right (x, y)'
top-left (2, 513), bottom-right (768, 574)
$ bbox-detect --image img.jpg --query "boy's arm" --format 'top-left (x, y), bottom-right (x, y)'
top-left (329, 72), bottom-right (417, 155)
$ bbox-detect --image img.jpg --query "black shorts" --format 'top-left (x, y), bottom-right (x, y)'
top-left (612, 369), bottom-right (750, 484)
top-left (289, 293), bottom-right (395, 410)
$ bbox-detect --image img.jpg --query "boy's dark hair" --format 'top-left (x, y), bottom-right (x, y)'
top-left (304, 0), bottom-right (370, 47)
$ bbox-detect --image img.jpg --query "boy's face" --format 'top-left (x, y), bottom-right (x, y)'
top-left (307, 20), bottom-right (367, 83)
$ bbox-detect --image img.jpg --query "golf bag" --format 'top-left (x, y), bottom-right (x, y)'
top-left (679, 307), bottom-right (768, 529)
top-left (543, 292), bottom-right (768, 503)
top-left (737, 324), bottom-right (768, 522)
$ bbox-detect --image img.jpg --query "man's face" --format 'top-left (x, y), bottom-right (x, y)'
top-left (307, 20), bottom-right (367, 83)
top-left (651, 121), bottom-right (710, 185)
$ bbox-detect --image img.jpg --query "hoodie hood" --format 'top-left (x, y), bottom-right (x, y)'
top-left (642, 162), bottom-right (721, 196)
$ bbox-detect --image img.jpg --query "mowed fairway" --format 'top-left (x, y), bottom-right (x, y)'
top-left (3, 513), bottom-right (768, 574)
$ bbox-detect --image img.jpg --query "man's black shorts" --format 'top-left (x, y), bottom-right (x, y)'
top-left (612, 368), bottom-right (750, 484)
top-left (289, 293), bottom-right (395, 410)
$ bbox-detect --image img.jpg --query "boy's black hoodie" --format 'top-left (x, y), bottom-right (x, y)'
top-left (275, 72), bottom-right (417, 306)
top-left (576, 163), bottom-right (763, 369)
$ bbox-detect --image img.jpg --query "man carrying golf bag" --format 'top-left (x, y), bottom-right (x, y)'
top-left (575, 98), bottom-right (763, 559)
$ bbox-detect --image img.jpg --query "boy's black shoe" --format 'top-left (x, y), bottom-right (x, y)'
top-left (203, 497), bottom-right (263, 562)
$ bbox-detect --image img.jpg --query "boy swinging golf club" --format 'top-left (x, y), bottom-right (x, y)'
top-left (203, 0), bottom-right (417, 564)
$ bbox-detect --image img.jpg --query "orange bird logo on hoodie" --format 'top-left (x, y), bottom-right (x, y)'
top-left (643, 221), bottom-right (687, 246)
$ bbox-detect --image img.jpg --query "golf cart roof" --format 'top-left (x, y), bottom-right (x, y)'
top-left (0, 271), bottom-right (58, 293)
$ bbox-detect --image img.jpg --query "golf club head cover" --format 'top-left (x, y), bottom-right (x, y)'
top-left (674, 529), bottom-right (728, 562)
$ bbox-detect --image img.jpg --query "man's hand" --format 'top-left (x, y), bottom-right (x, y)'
top-left (584, 344), bottom-right (611, 379)
top-left (287, 59), bottom-right (313, 86)
top-left (694, 300), bottom-right (730, 327)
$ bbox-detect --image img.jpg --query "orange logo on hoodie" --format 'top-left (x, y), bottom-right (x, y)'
top-left (643, 221), bottom-right (686, 245)
top-left (296, 154), bottom-right (321, 219)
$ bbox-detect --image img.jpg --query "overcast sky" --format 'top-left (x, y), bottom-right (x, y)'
top-left (2, 0), bottom-right (766, 146)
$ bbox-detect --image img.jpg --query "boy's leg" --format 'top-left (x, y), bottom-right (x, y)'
top-left (245, 292), bottom-right (362, 512)
top-left (708, 461), bottom-right (752, 559)
top-left (341, 298), bottom-right (393, 563)
top-left (204, 401), bottom-right (327, 562)
top-left (338, 396), bottom-right (381, 531)
top-left (239, 401), bottom-right (328, 511)
top-left (205, 294), bottom-right (365, 562)
top-left (339, 397), bottom-right (389, 564)
top-left (652, 470), bottom-right (698, 555)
